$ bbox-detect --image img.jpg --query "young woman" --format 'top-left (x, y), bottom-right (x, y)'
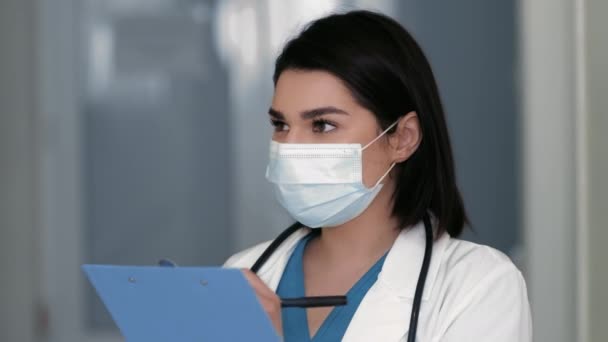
top-left (224, 10), bottom-right (532, 342)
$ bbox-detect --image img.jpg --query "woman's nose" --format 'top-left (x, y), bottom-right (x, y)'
top-left (283, 127), bottom-right (313, 144)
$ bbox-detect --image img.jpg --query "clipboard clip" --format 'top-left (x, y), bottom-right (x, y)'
top-left (158, 258), bottom-right (178, 267)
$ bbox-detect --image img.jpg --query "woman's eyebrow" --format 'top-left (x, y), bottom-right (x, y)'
top-left (268, 106), bottom-right (350, 120)
top-left (268, 108), bottom-right (285, 119)
top-left (300, 106), bottom-right (350, 119)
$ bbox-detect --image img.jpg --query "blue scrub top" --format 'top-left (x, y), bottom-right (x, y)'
top-left (276, 232), bottom-right (388, 341)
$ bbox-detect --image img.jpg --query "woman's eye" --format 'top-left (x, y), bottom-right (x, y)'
top-left (312, 119), bottom-right (337, 133)
top-left (270, 119), bottom-right (289, 132)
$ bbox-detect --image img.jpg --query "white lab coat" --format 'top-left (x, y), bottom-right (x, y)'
top-left (224, 220), bottom-right (532, 341)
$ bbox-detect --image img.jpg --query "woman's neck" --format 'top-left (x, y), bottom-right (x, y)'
top-left (307, 183), bottom-right (401, 267)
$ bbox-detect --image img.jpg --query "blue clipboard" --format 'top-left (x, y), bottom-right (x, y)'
top-left (82, 265), bottom-right (280, 342)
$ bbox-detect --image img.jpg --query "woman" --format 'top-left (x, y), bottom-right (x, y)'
top-left (224, 10), bottom-right (532, 342)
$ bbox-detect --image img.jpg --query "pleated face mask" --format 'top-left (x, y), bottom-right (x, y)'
top-left (265, 120), bottom-right (398, 228)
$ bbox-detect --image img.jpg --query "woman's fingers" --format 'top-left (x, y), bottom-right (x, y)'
top-left (241, 269), bottom-right (283, 336)
top-left (242, 269), bottom-right (275, 297)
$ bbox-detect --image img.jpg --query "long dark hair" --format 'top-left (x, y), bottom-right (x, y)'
top-left (273, 10), bottom-right (468, 237)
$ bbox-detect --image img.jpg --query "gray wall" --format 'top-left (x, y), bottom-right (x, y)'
top-left (0, 0), bottom-right (40, 340)
top-left (397, 1), bottom-right (519, 254)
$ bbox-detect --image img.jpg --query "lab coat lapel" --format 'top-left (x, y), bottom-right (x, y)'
top-left (342, 282), bottom-right (413, 341)
top-left (343, 220), bottom-right (447, 341)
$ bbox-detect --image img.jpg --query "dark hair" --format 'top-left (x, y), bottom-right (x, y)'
top-left (273, 10), bottom-right (468, 237)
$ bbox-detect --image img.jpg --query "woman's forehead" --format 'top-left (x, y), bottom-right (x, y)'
top-left (272, 70), bottom-right (358, 113)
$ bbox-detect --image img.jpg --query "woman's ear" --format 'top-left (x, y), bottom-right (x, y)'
top-left (389, 111), bottom-right (422, 163)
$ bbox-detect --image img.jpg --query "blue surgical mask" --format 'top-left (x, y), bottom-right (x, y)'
top-left (265, 120), bottom-right (398, 228)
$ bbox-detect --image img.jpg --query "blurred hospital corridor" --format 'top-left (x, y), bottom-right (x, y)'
top-left (1, 0), bottom-right (607, 341)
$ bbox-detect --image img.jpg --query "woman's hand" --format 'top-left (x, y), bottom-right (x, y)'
top-left (241, 269), bottom-right (283, 337)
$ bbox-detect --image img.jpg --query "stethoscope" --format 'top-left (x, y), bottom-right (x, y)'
top-left (251, 213), bottom-right (433, 342)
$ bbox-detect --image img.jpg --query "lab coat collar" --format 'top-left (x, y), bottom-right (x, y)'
top-left (257, 227), bottom-right (310, 291)
top-left (377, 219), bottom-right (447, 301)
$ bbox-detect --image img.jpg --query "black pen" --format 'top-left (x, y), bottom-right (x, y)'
top-left (281, 295), bottom-right (347, 308)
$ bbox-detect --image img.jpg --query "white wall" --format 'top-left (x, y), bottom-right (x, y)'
top-left (520, 0), bottom-right (608, 341)
top-left (519, 0), bottom-right (578, 341)
top-left (0, 0), bottom-right (40, 341)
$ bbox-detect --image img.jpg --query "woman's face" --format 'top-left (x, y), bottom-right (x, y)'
top-left (269, 70), bottom-right (397, 188)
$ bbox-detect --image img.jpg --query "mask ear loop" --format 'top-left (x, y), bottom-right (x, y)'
top-left (373, 162), bottom-right (396, 187)
top-left (361, 119), bottom-right (400, 150)
top-left (361, 119), bottom-right (400, 188)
